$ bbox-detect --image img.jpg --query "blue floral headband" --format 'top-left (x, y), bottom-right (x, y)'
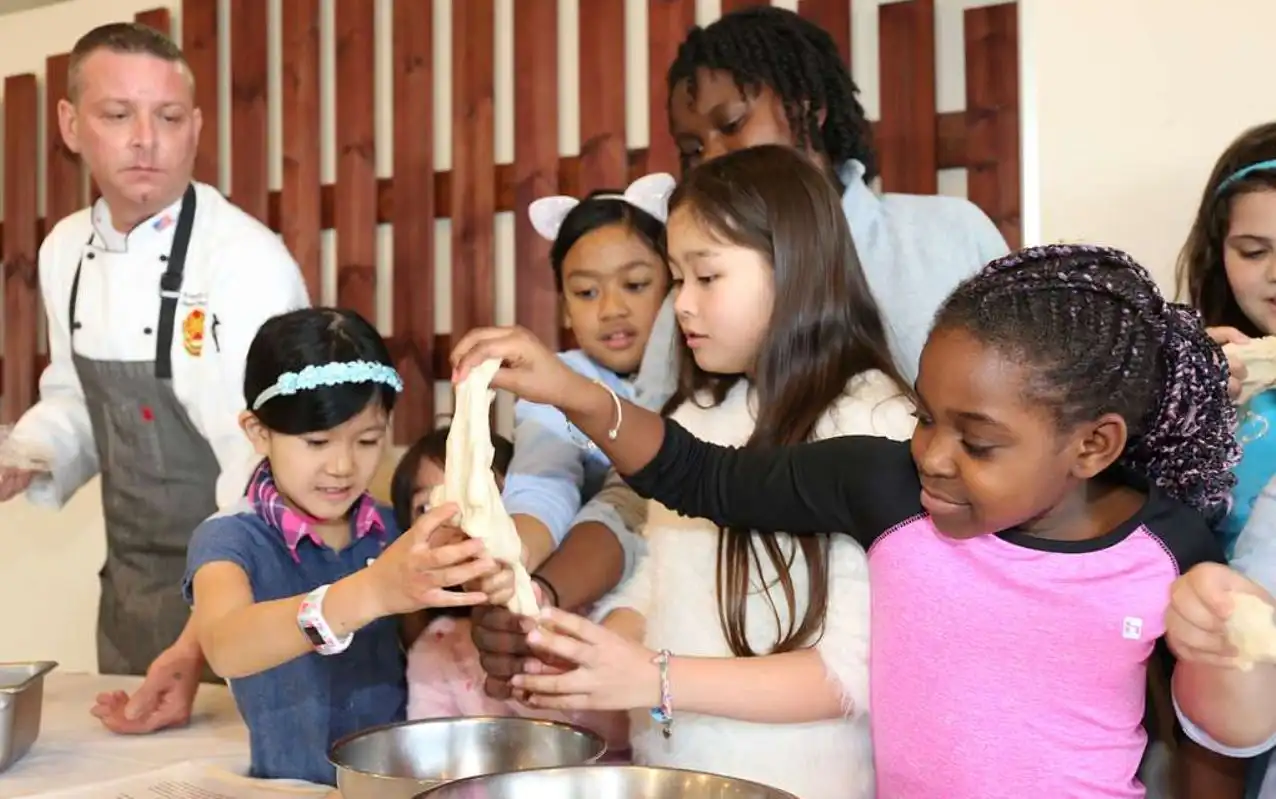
top-left (1216, 159), bottom-right (1276, 196)
top-left (252, 361), bottom-right (404, 410)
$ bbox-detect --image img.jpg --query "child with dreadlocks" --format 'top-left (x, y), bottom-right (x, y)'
top-left (451, 244), bottom-right (1240, 798)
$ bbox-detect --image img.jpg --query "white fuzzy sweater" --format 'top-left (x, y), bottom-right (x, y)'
top-left (610, 371), bottom-right (915, 799)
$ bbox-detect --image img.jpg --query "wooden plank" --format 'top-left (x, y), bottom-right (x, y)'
top-left (719, 0), bottom-right (763, 14)
top-left (1, 107), bottom-right (979, 255)
top-left (229, 0), bottom-right (269, 221)
top-left (451, 0), bottom-right (496, 335)
top-left (513, 0), bottom-right (560, 351)
top-left (390, 0), bottom-right (435, 444)
top-left (646, 0), bottom-right (695, 176)
top-left (134, 7), bottom-right (171, 34)
top-left (965, 3), bottom-right (1021, 249)
top-left (280, 0), bottom-right (322, 300)
top-left (333, 0), bottom-right (378, 321)
top-left (2, 75), bottom-right (40, 423)
top-left (798, 0), bottom-right (852, 65)
top-left (877, 0), bottom-right (937, 194)
top-left (183, 0), bottom-right (220, 187)
top-left (577, 0), bottom-right (626, 191)
top-left (45, 53), bottom-right (84, 228)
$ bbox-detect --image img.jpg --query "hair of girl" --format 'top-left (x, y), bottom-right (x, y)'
top-left (548, 189), bottom-right (668, 292)
top-left (244, 307), bottom-right (398, 436)
top-left (935, 244), bottom-right (1240, 518)
top-left (665, 5), bottom-right (876, 182)
top-left (388, 427), bottom-right (514, 530)
top-left (665, 143), bottom-right (907, 658)
top-left (1176, 122), bottom-right (1276, 336)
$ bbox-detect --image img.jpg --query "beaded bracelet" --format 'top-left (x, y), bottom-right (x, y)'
top-left (649, 649), bottom-right (673, 738)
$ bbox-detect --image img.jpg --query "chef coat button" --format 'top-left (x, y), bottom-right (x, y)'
top-left (72, 322), bottom-right (82, 330)
top-left (159, 254), bottom-right (168, 262)
top-left (86, 252), bottom-right (95, 260)
top-left (143, 327), bottom-right (153, 335)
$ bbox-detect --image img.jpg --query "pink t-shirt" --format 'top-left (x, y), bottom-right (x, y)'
top-left (629, 424), bottom-right (1221, 799)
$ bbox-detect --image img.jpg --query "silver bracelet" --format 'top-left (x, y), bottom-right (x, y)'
top-left (595, 379), bottom-right (622, 441)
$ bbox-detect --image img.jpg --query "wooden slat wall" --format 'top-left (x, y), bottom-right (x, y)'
top-left (965, 3), bottom-right (1021, 249)
top-left (645, 0), bottom-right (696, 176)
top-left (2, 75), bottom-right (39, 423)
top-left (183, 0), bottom-right (219, 187)
top-left (877, 0), bottom-right (937, 194)
top-left (450, 0), bottom-right (496, 338)
top-left (229, 0), bottom-right (269, 222)
top-left (390, 0), bottom-right (436, 443)
top-left (45, 54), bottom-right (83, 230)
top-left (578, 1), bottom-right (628, 192)
top-left (798, 0), bottom-right (851, 64)
top-left (280, 0), bottom-right (322, 301)
top-left (0, 1), bottom-right (1025, 429)
top-left (334, 0), bottom-right (378, 322)
top-left (513, 0), bottom-right (561, 351)
top-left (135, 7), bottom-right (171, 35)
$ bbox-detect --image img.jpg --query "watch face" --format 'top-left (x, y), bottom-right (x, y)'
top-left (302, 623), bottom-right (327, 648)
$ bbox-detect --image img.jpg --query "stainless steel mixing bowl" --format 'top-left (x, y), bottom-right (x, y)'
top-left (329, 716), bottom-right (606, 799)
top-left (415, 765), bottom-right (800, 798)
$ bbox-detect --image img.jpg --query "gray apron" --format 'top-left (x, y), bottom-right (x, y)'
top-left (69, 185), bottom-right (220, 677)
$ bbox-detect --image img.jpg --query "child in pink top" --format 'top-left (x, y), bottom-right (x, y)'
top-left (450, 244), bottom-right (1240, 798)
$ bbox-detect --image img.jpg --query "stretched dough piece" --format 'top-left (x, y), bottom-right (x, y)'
top-left (430, 359), bottom-right (539, 617)
top-left (1223, 336), bottom-right (1276, 405)
top-left (1227, 592), bottom-right (1276, 671)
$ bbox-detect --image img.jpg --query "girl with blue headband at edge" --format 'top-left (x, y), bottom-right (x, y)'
top-left (182, 307), bottom-right (502, 785)
top-left (1171, 123), bottom-right (1276, 799)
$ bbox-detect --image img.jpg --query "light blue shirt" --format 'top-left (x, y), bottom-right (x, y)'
top-left (1220, 390), bottom-right (1276, 559)
top-left (573, 159), bottom-right (1009, 577)
top-left (500, 350), bottom-right (635, 544)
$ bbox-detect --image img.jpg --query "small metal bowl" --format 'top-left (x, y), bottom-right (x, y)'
top-left (416, 764), bottom-right (800, 798)
top-left (329, 716), bottom-right (607, 799)
top-left (0, 661), bottom-right (57, 773)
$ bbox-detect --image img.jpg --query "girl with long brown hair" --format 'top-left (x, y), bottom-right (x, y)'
top-left (489, 144), bottom-right (912, 799)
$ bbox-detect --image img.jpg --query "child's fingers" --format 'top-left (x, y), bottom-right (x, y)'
top-left (424, 556), bottom-right (501, 591)
top-left (417, 538), bottom-right (489, 568)
top-left (1208, 326), bottom-right (1251, 346)
top-left (426, 589), bottom-right (490, 608)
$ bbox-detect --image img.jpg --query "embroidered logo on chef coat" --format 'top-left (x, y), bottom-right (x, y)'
top-left (153, 213), bottom-right (175, 232)
top-left (183, 308), bottom-right (206, 356)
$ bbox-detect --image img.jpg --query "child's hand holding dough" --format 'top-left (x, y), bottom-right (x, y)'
top-left (1168, 562), bottom-right (1276, 670)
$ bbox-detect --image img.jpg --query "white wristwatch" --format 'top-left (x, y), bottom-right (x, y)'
top-left (297, 584), bottom-right (353, 656)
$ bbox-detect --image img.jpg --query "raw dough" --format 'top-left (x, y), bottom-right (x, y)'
top-left (1223, 336), bottom-right (1276, 404)
top-left (429, 359), bottom-right (539, 616)
top-left (1227, 592), bottom-right (1276, 671)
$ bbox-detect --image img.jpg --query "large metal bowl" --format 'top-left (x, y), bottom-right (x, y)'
top-left (329, 716), bottom-right (607, 799)
top-left (416, 765), bottom-right (800, 798)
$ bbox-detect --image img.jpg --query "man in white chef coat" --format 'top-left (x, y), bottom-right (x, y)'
top-left (0, 23), bottom-right (309, 732)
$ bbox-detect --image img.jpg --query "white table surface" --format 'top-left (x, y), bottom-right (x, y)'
top-left (1, 672), bottom-right (249, 798)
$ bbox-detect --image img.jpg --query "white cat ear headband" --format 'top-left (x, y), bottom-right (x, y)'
top-left (527, 172), bottom-right (677, 242)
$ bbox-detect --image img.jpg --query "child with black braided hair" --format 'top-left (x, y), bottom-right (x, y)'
top-left (451, 244), bottom-right (1240, 798)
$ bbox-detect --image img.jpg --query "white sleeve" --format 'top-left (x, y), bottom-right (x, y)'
top-left (593, 538), bottom-right (656, 621)
top-left (12, 232), bottom-right (99, 508)
top-left (1174, 695), bottom-right (1276, 758)
top-left (204, 234), bottom-right (311, 509)
top-left (814, 535), bottom-right (872, 717)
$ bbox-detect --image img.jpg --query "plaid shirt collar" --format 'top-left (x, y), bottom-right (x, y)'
top-left (247, 460), bottom-right (385, 562)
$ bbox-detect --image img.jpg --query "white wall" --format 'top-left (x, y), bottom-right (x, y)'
top-left (5, 0), bottom-right (1265, 672)
top-left (1019, 0), bottom-right (1276, 293)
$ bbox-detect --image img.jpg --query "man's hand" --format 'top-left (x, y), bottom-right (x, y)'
top-left (90, 642), bottom-right (203, 734)
top-left (0, 467), bottom-right (33, 502)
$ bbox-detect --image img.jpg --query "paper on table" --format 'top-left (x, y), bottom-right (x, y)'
top-left (0, 425), bottom-right (52, 472)
top-left (22, 761), bottom-right (333, 799)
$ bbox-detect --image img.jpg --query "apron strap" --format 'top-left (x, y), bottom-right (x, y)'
top-left (154, 183), bottom-right (198, 380)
